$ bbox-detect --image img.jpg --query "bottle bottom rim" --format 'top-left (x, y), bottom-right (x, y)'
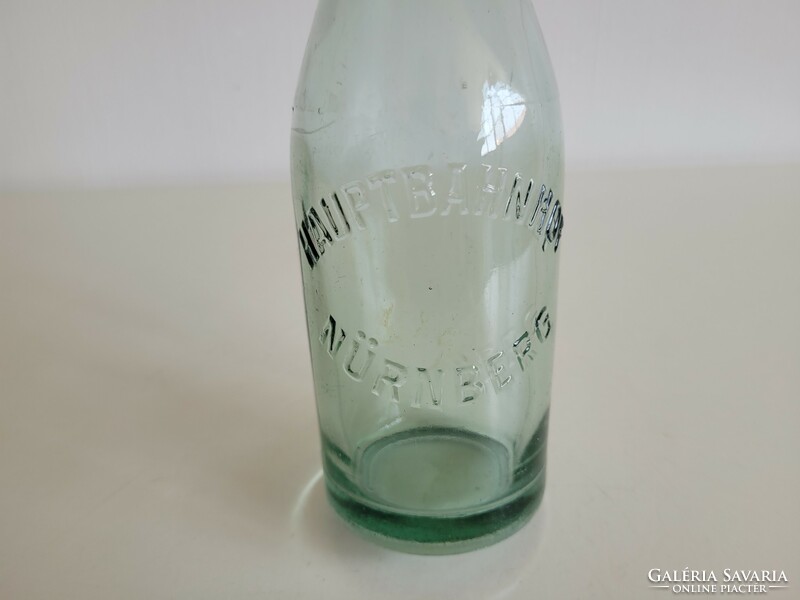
top-left (325, 467), bottom-right (545, 555)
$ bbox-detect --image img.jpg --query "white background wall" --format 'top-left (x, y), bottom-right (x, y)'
top-left (2, 0), bottom-right (799, 190)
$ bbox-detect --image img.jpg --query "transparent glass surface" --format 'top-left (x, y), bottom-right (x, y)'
top-left (291, 0), bottom-right (564, 554)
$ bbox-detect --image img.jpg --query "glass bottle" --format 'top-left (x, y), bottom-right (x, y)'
top-left (291, 0), bottom-right (564, 554)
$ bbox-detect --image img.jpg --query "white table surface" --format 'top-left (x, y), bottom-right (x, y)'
top-left (1, 165), bottom-right (798, 599)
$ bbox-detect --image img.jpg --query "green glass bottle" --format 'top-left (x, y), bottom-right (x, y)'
top-left (291, 0), bottom-right (564, 554)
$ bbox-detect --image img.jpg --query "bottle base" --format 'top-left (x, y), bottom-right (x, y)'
top-left (323, 414), bottom-right (548, 554)
top-left (326, 472), bottom-right (544, 555)
top-left (323, 426), bottom-right (546, 555)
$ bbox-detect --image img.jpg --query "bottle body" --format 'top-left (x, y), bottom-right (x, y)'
top-left (291, 0), bottom-right (564, 553)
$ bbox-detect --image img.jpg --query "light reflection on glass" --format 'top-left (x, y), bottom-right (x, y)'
top-left (290, 468), bottom-right (324, 531)
top-left (478, 81), bottom-right (528, 156)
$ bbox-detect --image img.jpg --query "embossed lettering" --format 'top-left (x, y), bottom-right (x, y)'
top-left (341, 181), bottom-right (371, 230)
top-left (512, 331), bottom-right (535, 370)
top-left (413, 368), bottom-right (445, 408)
top-left (368, 170), bottom-right (401, 223)
top-left (307, 207), bottom-right (333, 255)
top-left (344, 331), bottom-right (377, 382)
top-left (317, 310), bottom-right (554, 408)
top-left (320, 193), bottom-right (351, 240)
top-left (319, 315), bottom-right (346, 356)
top-left (456, 366), bottom-right (485, 403)
top-left (544, 200), bottom-right (564, 251)
top-left (403, 166), bottom-right (439, 219)
top-left (531, 187), bottom-right (553, 234)
top-left (471, 164), bottom-right (508, 217)
top-left (298, 227), bottom-right (319, 268)
top-left (371, 359), bottom-right (408, 403)
top-left (487, 351), bottom-right (512, 391)
top-left (296, 165), bottom-right (564, 270)
top-left (535, 307), bottom-right (552, 342)
top-left (506, 176), bottom-right (537, 224)
top-left (503, 174), bottom-right (521, 220)
top-left (441, 163), bottom-right (470, 216)
top-left (526, 185), bottom-right (547, 229)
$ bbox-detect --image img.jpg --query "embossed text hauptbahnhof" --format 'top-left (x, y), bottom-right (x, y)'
top-left (297, 163), bottom-right (565, 268)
